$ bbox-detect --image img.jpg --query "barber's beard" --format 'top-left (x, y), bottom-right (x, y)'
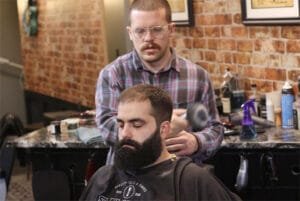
top-left (114, 127), bottom-right (162, 171)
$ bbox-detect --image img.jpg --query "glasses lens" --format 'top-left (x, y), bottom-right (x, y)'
top-left (134, 28), bottom-right (146, 39)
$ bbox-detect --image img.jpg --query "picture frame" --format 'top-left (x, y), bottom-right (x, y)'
top-left (241, 0), bottom-right (300, 25)
top-left (168, 0), bottom-right (194, 26)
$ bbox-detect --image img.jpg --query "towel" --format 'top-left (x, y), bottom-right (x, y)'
top-left (76, 127), bottom-right (104, 145)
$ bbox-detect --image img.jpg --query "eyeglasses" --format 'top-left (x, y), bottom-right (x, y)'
top-left (131, 24), bottom-right (170, 40)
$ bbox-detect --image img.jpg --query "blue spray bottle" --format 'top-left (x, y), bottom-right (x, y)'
top-left (240, 99), bottom-right (257, 140)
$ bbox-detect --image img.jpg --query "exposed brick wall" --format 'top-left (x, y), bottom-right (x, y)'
top-left (17, 0), bottom-right (108, 107)
top-left (17, 0), bottom-right (300, 109)
top-left (172, 0), bottom-right (300, 95)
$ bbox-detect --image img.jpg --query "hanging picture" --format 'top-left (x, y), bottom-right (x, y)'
top-left (241, 0), bottom-right (300, 24)
top-left (168, 0), bottom-right (194, 26)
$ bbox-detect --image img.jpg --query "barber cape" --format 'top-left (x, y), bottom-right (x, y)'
top-left (80, 157), bottom-right (241, 201)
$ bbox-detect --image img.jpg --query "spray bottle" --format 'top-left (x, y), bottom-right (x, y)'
top-left (240, 99), bottom-right (257, 140)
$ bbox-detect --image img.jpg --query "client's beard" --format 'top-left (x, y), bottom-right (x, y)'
top-left (114, 127), bottom-right (162, 171)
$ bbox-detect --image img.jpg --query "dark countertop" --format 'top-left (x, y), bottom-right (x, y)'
top-left (222, 127), bottom-right (300, 149)
top-left (7, 126), bottom-right (300, 149)
top-left (6, 127), bottom-right (108, 149)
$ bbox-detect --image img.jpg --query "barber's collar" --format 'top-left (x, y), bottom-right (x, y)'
top-left (133, 48), bottom-right (180, 73)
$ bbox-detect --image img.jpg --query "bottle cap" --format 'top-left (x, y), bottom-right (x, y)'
top-left (282, 81), bottom-right (292, 89)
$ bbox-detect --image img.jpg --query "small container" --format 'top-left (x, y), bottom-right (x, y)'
top-left (231, 90), bottom-right (245, 112)
top-left (50, 120), bottom-right (61, 135)
top-left (274, 108), bottom-right (282, 127)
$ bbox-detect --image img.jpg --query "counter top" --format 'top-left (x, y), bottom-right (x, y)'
top-left (6, 126), bottom-right (300, 149)
top-left (6, 127), bottom-right (108, 149)
top-left (222, 127), bottom-right (300, 149)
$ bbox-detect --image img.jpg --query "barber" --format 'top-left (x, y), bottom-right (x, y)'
top-left (95, 0), bottom-right (223, 165)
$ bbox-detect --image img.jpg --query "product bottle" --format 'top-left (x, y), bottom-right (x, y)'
top-left (294, 76), bottom-right (300, 130)
top-left (258, 95), bottom-right (267, 119)
top-left (281, 81), bottom-right (295, 129)
top-left (221, 69), bottom-right (233, 114)
top-left (240, 99), bottom-right (257, 140)
top-left (266, 99), bottom-right (275, 122)
top-left (222, 87), bottom-right (232, 114)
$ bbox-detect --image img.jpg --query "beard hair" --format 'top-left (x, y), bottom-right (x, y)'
top-left (114, 127), bottom-right (162, 171)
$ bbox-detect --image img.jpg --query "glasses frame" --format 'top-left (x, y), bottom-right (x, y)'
top-left (130, 24), bottom-right (171, 40)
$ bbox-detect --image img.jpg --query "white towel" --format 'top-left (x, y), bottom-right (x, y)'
top-left (0, 178), bottom-right (6, 201)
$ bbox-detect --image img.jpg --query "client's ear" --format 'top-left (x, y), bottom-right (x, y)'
top-left (160, 121), bottom-right (170, 139)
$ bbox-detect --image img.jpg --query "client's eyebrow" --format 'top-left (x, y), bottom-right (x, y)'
top-left (116, 118), bottom-right (145, 124)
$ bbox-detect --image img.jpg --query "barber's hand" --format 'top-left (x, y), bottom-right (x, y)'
top-left (165, 131), bottom-right (200, 156)
top-left (169, 109), bottom-right (188, 137)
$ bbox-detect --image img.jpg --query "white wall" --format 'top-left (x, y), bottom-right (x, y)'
top-left (103, 0), bottom-right (132, 62)
top-left (0, 0), bottom-right (26, 124)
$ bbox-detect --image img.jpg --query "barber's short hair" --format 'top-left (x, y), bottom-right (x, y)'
top-left (129, 0), bottom-right (172, 24)
top-left (118, 84), bottom-right (173, 123)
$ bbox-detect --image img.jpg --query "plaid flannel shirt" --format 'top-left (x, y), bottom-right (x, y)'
top-left (95, 49), bottom-right (224, 165)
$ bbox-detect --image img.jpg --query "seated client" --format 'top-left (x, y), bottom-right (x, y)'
top-left (80, 84), bottom-right (241, 201)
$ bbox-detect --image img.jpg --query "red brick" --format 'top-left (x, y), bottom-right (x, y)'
top-left (282, 27), bottom-right (300, 39)
top-left (249, 27), bottom-right (269, 38)
top-left (232, 27), bottom-right (248, 38)
top-left (215, 14), bottom-right (232, 25)
top-left (207, 39), bottom-right (219, 50)
top-left (242, 66), bottom-right (265, 79)
top-left (204, 27), bottom-right (220, 37)
top-left (237, 40), bottom-right (253, 52)
top-left (272, 40), bottom-right (285, 53)
top-left (193, 1), bottom-right (203, 14)
top-left (256, 80), bottom-right (274, 92)
top-left (233, 53), bottom-right (251, 65)
top-left (287, 40), bottom-right (300, 53)
top-left (193, 38), bottom-right (206, 48)
top-left (264, 68), bottom-right (286, 81)
top-left (220, 39), bottom-right (236, 50)
top-left (190, 27), bottom-right (204, 37)
top-left (205, 51), bottom-right (216, 61)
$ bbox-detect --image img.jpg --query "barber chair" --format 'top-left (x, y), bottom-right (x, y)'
top-left (32, 170), bottom-right (71, 201)
top-left (0, 113), bottom-right (25, 200)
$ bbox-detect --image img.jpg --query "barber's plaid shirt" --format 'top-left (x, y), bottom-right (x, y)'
top-left (95, 49), bottom-right (224, 165)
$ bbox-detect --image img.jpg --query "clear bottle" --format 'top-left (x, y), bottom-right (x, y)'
top-left (250, 84), bottom-right (260, 113)
top-left (266, 99), bottom-right (275, 122)
top-left (240, 99), bottom-right (257, 140)
top-left (222, 87), bottom-right (232, 114)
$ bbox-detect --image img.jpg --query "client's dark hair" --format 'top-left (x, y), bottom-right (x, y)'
top-left (118, 84), bottom-right (173, 124)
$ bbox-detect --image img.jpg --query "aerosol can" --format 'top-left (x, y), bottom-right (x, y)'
top-left (240, 99), bottom-right (257, 140)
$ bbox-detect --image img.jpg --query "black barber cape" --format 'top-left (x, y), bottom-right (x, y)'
top-left (79, 157), bottom-right (241, 201)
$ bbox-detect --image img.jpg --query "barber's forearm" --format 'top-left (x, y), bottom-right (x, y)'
top-left (191, 122), bottom-right (224, 162)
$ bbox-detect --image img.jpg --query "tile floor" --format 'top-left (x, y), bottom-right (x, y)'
top-left (6, 161), bottom-right (34, 201)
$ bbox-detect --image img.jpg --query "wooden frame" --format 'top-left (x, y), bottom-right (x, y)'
top-left (168, 0), bottom-right (194, 26)
top-left (241, 0), bottom-right (300, 25)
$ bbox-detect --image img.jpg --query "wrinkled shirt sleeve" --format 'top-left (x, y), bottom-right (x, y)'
top-left (191, 72), bottom-right (224, 164)
top-left (95, 68), bottom-right (120, 146)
